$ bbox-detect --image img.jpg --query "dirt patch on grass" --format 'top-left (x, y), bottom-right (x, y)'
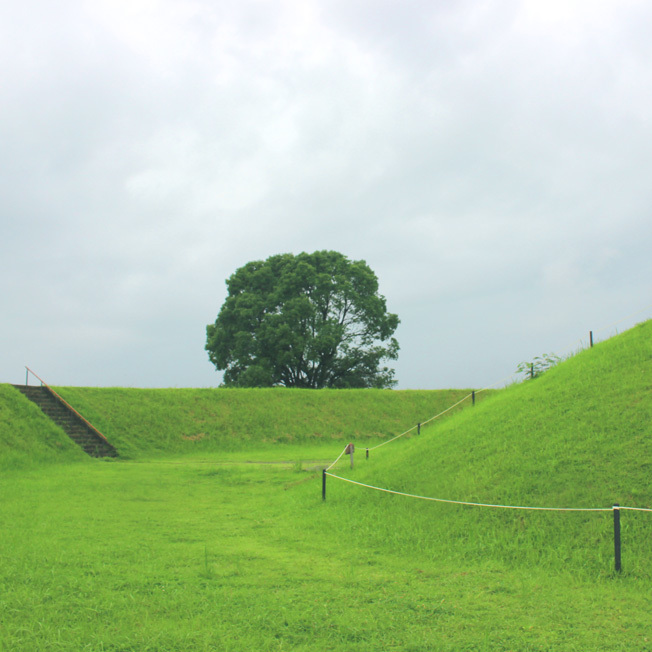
top-left (181, 432), bottom-right (206, 442)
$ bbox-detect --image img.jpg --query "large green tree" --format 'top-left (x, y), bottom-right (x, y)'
top-left (206, 251), bottom-right (400, 388)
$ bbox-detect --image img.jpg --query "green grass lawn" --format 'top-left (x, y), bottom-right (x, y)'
top-left (1, 321), bottom-right (651, 650)
top-left (1, 456), bottom-right (651, 652)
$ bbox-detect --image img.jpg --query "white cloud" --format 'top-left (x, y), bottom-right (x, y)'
top-left (1, 0), bottom-right (651, 388)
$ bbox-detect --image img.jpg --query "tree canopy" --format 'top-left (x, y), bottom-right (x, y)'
top-left (205, 251), bottom-right (400, 388)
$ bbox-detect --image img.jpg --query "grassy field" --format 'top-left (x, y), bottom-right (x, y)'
top-left (1, 457), bottom-right (651, 651)
top-left (1, 321), bottom-right (651, 650)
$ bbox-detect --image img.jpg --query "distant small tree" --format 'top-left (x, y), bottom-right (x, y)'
top-left (516, 353), bottom-right (562, 380)
top-left (205, 251), bottom-right (400, 388)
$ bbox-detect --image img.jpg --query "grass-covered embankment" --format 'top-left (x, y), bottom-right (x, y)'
top-left (326, 319), bottom-right (652, 576)
top-left (0, 385), bottom-right (88, 469)
top-left (50, 387), bottom-right (487, 459)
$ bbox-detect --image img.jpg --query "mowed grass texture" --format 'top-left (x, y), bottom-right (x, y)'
top-left (1, 321), bottom-right (651, 650)
top-left (49, 387), bottom-right (486, 459)
top-left (2, 460), bottom-right (652, 651)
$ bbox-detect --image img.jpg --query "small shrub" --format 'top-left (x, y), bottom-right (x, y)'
top-left (516, 353), bottom-right (562, 380)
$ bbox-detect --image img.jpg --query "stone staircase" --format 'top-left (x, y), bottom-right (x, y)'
top-left (13, 385), bottom-right (118, 458)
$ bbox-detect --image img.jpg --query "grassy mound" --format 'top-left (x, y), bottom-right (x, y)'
top-left (326, 320), bottom-right (652, 575)
top-left (49, 387), bottom-right (486, 459)
top-left (0, 385), bottom-right (88, 469)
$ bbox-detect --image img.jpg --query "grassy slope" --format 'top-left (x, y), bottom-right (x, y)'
top-left (50, 387), bottom-right (486, 459)
top-left (327, 319), bottom-right (652, 575)
top-left (0, 385), bottom-right (88, 469)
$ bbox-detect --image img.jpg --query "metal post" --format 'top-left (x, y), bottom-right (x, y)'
top-left (530, 363), bottom-right (534, 380)
top-left (590, 331), bottom-right (594, 348)
top-left (613, 504), bottom-right (621, 572)
top-left (366, 448), bottom-right (369, 460)
top-left (322, 469), bottom-right (326, 501)
top-left (417, 422), bottom-right (421, 435)
top-left (472, 390), bottom-right (476, 406)
top-left (26, 368), bottom-right (29, 386)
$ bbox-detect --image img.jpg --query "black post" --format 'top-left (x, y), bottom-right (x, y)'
top-left (322, 469), bottom-right (327, 501)
top-left (472, 390), bottom-right (476, 406)
top-left (613, 504), bottom-right (621, 572)
top-left (417, 422), bottom-right (421, 435)
top-left (530, 363), bottom-right (534, 380)
top-left (590, 331), bottom-right (594, 348)
top-left (366, 448), bottom-right (369, 460)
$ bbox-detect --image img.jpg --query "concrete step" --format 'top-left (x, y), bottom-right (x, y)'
top-left (13, 385), bottom-right (118, 458)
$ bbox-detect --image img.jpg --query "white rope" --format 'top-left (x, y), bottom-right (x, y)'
top-left (419, 393), bottom-right (473, 428)
top-left (620, 506), bottom-right (652, 513)
top-left (325, 445), bottom-right (349, 472)
top-left (367, 425), bottom-right (416, 451)
top-left (323, 305), bottom-right (652, 470)
top-left (367, 377), bottom-right (513, 454)
top-left (325, 473), bottom-right (613, 512)
top-left (369, 392), bottom-right (475, 452)
top-left (476, 372), bottom-right (520, 392)
top-left (554, 303), bottom-right (652, 363)
top-left (369, 375), bottom-right (521, 454)
top-left (593, 304), bottom-right (652, 337)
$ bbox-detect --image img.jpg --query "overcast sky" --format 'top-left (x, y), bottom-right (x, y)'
top-left (2, 0), bottom-right (651, 390)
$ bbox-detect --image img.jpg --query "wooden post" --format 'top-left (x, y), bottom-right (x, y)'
top-left (613, 504), bottom-right (621, 572)
top-left (366, 448), bottom-right (369, 460)
top-left (345, 443), bottom-right (355, 469)
top-left (322, 469), bottom-right (326, 501)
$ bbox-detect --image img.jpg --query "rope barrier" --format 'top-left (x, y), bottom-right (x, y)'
top-left (320, 307), bottom-right (651, 574)
top-left (592, 303), bottom-right (652, 338)
top-left (368, 391), bottom-right (476, 453)
top-left (325, 473), bottom-right (614, 512)
top-left (325, 445), bottom-right (349, 472)
top-left (367, 425), bottom-right (416, 451)
top-left (325, 304), bottom-right (652, 468)
top-left (363, 371), bottom-right (524, 457)
top-left (417, 393), bottom-right (473, 429)
top-left (323, 304), bottom-right (652, 488)
top-left (620, 506), bottom-right (652, 513)
top-left (554, 303), bottom-right (652, 363)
